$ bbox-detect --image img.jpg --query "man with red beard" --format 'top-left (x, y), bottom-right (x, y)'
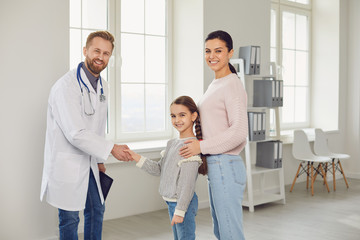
top-left (41, 31), bottom-right (131, 240)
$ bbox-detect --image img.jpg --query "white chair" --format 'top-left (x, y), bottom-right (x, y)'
top-left (314, 128), bottom-right (350, 191)
top-left (290, 130), bottom-right (332, 196)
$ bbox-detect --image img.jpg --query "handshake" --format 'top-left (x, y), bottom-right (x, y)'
top-left (111, 144), bottom-right (133, 161)
top-left (111, 144), bottom-right (141, 162)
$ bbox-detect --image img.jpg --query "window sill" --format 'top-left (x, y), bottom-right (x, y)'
top-left (106, 139), bottom-right (169, 164)
top-left (279, 128), bottom-right (340, 144)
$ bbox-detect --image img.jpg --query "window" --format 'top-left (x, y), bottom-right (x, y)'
top-left (69, 0), bottom-right (109, 79)
top-left (287, 0), bottom-right (309, 4)
top-left (70, 0), bottom-right (171, 142)
top-left (271, 0), bottom-right (311, 130)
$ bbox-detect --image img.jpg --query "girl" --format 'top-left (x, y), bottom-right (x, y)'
top-left (179, 30), bottom-right (248, 240)
top-left (125, 96), bottom-right (206, 240)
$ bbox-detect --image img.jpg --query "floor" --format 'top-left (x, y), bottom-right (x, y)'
top-left (81, 178), bottom-right (360, 239)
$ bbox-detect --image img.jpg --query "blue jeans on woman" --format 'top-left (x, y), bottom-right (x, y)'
top-left (207, 154), bottom-right (247, 240)
top-left (166, 193), bottom-right (198, 240)
top-left (58, 170), bottom-right (105, 240)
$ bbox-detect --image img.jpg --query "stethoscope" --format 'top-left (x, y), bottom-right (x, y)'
top-left (76, 62), bottom-right (106, 116)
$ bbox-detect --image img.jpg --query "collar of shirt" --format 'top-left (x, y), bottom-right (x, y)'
top-left (81, 63), bottom-right (99, 93)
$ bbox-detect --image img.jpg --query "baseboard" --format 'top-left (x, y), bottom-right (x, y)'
top-left (314, 171), bottom-right (360, 182)
top-left (346, 172), bottom-right (360, 179)
top-left (41, 236), bottom-right (58, 240)
top-left (78, 223), bottom-right (84, 234)
top-left (198, 199), bottom-right (210, 209)
top-left (39, 235), bottom-right (58, 240)
top-left (40, 228), bottom-right (58, 240)
top-left (243, 186), bottom-right (281, 196)
top-left (315, 172), bottom-right (344, 182)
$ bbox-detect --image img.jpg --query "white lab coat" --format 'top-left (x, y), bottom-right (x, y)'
top-left (40, 66), bottom-right (114, 211)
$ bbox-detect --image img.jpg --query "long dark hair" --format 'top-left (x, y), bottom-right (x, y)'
top-left (205, 30), bottom-right (237, 74)
top-left (171, 96), bottom-right (208, 175)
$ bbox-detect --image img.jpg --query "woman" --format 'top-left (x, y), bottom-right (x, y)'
top-left (179, 30), bottom-right (248, 240)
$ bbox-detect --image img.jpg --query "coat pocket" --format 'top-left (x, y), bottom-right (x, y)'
top-left (53, 152), bottom-right (83, 183)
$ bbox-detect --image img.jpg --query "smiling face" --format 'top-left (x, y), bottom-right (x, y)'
top-left (83, 37), bottom-right (113, 77)
top-left (205, 38), bottom-right (234, 79)
top-left (170, 104), bottom-right (197, 138)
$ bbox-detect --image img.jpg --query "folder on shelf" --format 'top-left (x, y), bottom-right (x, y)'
top-left (253, 79), bottom-right (272, 107)
top-left (257, 112), bottom-right (262, 134)
top-left (256, 140), bottom-right (283, 169)
top-left (239, 46), bottom-right (258, 75)
top-left (248, 112), bottom-right (266, 141)
top-left (272, 80), bottom-right (277, 105)
top-left (260, 112), bottom-right (266, 138)
top-left (253, 113), bottom-right (258, 132)
top-left (256, 141), bottom-right (275, 168)
top-left (248, 112), bottom-right (254, 140)
top-left (253, 78), bottom-right (283, 107)
top-left (255, 46), bottom-right (261, 75)
top-left (279, 80), bottom-right (283, 106)
top-left (277, 141), bottom-right (283, 168)
top-left (273, 141), bottom-right (279, 167)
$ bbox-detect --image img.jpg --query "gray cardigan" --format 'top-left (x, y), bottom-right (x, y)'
top-left (136, 138), bottom-right (202, 217)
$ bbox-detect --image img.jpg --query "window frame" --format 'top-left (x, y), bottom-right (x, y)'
top-left (271, 0), bottom-right (312, 130)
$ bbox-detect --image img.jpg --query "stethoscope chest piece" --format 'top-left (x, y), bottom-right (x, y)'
top-left (100, 94), bottom-right (106, 102)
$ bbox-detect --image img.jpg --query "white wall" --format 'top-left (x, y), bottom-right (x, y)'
top-left (172, 0), bottom-right (204, 102)
top-left (0, 0), bottom-right (68, 239)
top-left (345, 0), bottom-right (360, 177)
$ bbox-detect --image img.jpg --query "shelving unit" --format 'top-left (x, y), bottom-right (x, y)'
top-left (230, 58), bottom-right (286, 213)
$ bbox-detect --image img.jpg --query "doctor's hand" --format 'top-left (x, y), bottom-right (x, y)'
top-left (98, 163), bottom-right (106, 173)
top-left (111, 144), bottom-right (133, 161)
top-left (179, 139), bottom-right (201, 159)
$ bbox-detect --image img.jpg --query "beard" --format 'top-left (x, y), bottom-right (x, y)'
top-left (85, 57), bottom-right (107, 75)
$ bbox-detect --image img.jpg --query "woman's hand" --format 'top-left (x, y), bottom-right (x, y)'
top-left (179, 139), bottom-right (201, 158)
top-left (171, 214), bottom-right (184, 226)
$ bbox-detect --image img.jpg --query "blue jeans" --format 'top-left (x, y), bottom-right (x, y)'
top-left (58, 170), bottom-right (105, 240)
top-left (166, 193), bottom-right (198, 240)
top-left (207, 154), bottom-right (247, 240)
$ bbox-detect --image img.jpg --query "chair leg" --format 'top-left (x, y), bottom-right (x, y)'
top-left (306, 162), bottom-right (310, 189)
top-left (332, 159), bottom-right (336, 191)
top-left (324, 162), bottom-right (328, 185)
top-left (290, 163), bottom-right (302, 192)
top-left (325, 162), bottom-right (328, 178)
top-left (311, 163), bottom-right (314, 196)
top-left (338, 159), bottom-right (349, 188)
top-left (319, 163), bottom-right (330, 193)
top-left (313, 167), bottom-right (319, 182)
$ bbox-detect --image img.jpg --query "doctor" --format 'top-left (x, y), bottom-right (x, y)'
top-left (40, 31), bottom-right (130, 240)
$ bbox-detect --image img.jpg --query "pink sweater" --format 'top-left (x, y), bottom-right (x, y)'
top-left (199, 73), bottom-right (248, 155)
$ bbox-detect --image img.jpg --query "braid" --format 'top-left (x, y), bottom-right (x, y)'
top-left (195, 113), bottom-right (208, 175)
top-left (229, 63), bottom-right (237, 74)
top-left (194, 112), bottom-right (202, 140)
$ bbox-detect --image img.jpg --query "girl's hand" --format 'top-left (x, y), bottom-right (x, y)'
top-left (171, 214), bottom-right (184, 226)
top-left (179, 139), bottom-right (201, 158)
top-left (123, 149), bottom-right (141, 162)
